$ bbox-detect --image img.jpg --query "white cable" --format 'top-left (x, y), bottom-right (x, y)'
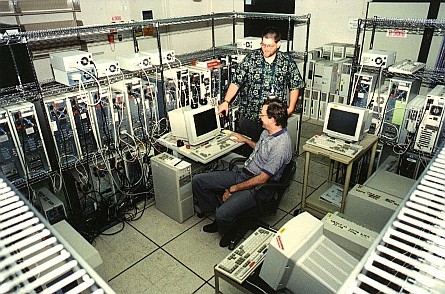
top-left (73, 67), bottom-right (103, 107)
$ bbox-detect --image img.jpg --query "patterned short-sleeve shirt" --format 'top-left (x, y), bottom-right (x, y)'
top-left (231, 50), bottom-right (304, 120)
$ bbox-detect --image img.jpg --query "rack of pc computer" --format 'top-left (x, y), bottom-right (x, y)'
top-left (2, 9), bottom-right (445, 292)
top-left (0, 11), bottom-right (311, 292)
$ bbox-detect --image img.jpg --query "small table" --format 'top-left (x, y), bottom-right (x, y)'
top-left (300, 134), bottom-right (378, 218)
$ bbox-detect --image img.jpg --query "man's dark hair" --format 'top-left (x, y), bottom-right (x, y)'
top-left (263, 99), bottom-right (288, 128)
top-left (262, 27), bottom-right (281, 43)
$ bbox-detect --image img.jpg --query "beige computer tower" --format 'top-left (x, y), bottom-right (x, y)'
top-left (344, 184), bottom-right (402, 232)
top-left (151, 152), bottom-right (194, 223)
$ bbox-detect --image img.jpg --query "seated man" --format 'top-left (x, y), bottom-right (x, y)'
top-left (192, 99), bottom-right (292, 247)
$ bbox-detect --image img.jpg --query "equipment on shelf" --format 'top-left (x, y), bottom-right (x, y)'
top-left (236, 36), bottom-right (262, 50)
top-left (141, 49), bottom-right (175, 66)
top-left (5, 102), bottom-right (51, 181)
top-left (116, 53), bottom-right (151, 71)
top-left (360, 49), bottom-right (396, 68)
top-left (414, 85), bottom-right (445, 154)
top-left (49, 50), bottom-right (93, 72)
top-left (53, 66), bottom-right (96, 86)
top-left (388, 59), bottom-right (426, 74)
top-left (380, 78), bottom-right (421, 143)
top-left (94, 59), bottom-right (121, 78)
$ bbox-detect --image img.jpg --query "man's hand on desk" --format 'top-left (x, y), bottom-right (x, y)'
top-left (230, 132), bottom-right (255, 149)
top-left (228, 132), bottom-right (244, 143)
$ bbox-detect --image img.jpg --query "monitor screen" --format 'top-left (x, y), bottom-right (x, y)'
top-left (193, 108), bottom-right (218, 137)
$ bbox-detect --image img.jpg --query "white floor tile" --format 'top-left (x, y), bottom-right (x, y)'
top-left (162, 220), bottom-right (232, 281)
top-left (93, 221), bottom-right (158, 281)
top-left (193, 283), bottom-right (216, 294)
top-left (108, 249), bottom-right (204, 293)
top-left (129, 204), bottom-right (204, 246)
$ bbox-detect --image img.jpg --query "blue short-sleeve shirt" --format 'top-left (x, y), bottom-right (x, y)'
top-left (245, 128), bottom-right (292, 181)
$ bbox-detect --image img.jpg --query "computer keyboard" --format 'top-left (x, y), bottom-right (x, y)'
top-left (216, 227), bottom-right (275, 284)
top-left (305, 135), bottom-right (363, 157)
top-left (190, 133), bottom-right (239, 160)
top-left (388, 59), bottom-right (426, 74)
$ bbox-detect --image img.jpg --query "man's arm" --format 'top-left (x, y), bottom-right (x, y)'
top-left (231, 132), bottom-right (255, 149)
top-left (218, 83), bottom-right (239, 115)
top-left (222, 171), bottom-right (270, 202)
top-left (287, 88), bottom-right (299, 115)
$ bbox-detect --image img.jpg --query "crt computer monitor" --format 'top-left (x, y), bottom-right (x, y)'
top-left (168, 104), bottom-right (221, 145)
top-left (259, 212), bottom-right (358, 294)
top-left (323, 102), bottom-right (371, 142)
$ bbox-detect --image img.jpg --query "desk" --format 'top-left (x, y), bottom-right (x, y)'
top-left (214, 263), bottom-right (277, 294)
top-left (157, 131), bottom-right (244, 164)
top-left (300, 134), bottom-right (378, 218)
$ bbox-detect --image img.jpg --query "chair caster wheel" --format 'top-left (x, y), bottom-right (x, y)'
top-left (293, 209), bottom-right (301, 216)
top-left (197, 213), bottom-right (204, 218)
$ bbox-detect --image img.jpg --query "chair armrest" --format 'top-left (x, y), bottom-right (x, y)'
top-left (229, 157), bottom-right (247, 171)
top-left (254, 181), bottom-right (289, 192)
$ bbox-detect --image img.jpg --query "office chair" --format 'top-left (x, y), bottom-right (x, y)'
top-left (226, 157), bottom-right (297, 250)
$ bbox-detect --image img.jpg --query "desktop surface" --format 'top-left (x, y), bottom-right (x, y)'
top-left (157, 130), bottom-right (244, 164)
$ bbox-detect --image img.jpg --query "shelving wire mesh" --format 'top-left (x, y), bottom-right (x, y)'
top-left (0, 173), bottom-right (116, 293)
top-left (6, 12), bottom-right (309, 42)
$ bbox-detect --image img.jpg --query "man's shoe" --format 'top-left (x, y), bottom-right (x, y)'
top-left (203, 221), bottom-right (218, 233)
top-left (219, 231), bottom-right (238, 248)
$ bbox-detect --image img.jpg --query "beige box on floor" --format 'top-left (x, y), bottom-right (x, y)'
top-left (52, 220), bottom-right (103, 269)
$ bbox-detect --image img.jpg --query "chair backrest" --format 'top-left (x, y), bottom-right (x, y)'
top-left (256, 159), bottom-right (297, 213)
top-left (279, 160), bottom-right (297, 186)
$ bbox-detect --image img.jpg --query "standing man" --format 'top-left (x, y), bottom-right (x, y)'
top-left (218, 26), bottom-right (304, 155)
top-left (193, 99), bottom-right (292, 247)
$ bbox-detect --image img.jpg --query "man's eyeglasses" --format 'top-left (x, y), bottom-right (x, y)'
top-left (261, 43), bottom-right (276, 48)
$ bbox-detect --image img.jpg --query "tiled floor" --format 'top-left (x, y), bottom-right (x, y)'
top-left (93, 117), bottom-right (327, 294)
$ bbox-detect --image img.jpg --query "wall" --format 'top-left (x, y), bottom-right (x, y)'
top-left (292, 0), bottom-right (370, 52)
top-left (294, 0), bottom-right (445, 67)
